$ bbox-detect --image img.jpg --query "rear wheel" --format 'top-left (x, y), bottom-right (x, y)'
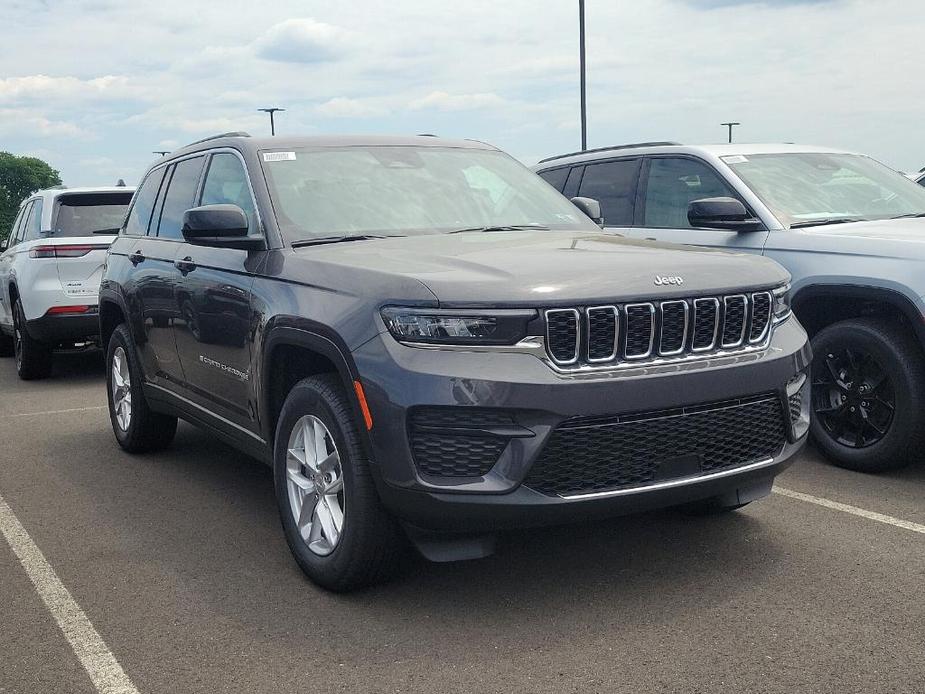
top-left (810, 318), bottom-right (925, 472)
top-left (274, 374), bottom-right (405, 591)
top-left (13, 300), bottom-right (52, 380)
top-left (106, 324), bottom-right (177, 453)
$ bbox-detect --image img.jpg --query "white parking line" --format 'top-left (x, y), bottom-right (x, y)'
top-left (0, 406), bottom-right (105, 420)
top-left (0, 492), bottom-right (140, 694)
top-left (773, 486), bottom-right (925, 535)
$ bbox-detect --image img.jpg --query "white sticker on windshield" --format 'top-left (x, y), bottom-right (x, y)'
top-left (263, 151), bottom-right (296, 162)
top-left (722, 155), bottom-right (748, 164)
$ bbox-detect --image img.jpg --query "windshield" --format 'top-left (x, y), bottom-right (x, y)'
top-left (52, 192), bottom-right (133, 236)
top-left (261, 146), bottom-right (597, 242)
top-left (725, 153), bottom-right (925, 227)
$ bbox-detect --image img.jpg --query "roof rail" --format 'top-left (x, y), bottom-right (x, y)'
top-left (537, 141), bottom-right (681, 165)
top-left (182, 131), bottom-right (251, 148)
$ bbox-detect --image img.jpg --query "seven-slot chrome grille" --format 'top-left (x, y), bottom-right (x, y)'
top-left (544, 291), bottom-right (774, 369)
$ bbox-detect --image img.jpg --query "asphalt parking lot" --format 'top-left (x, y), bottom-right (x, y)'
top-left (1, 353), bottom-right (923, 694)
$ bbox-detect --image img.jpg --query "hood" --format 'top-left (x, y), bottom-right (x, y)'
top-left (796, 216), bottom-right (925, 244)
top-left (293, 231), bottom-right (789, 307)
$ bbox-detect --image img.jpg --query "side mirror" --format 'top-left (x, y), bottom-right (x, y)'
top-left (0, 237), bottom-right (7, 252)
top-left (570, 196), bottom-right (604, 227)
top-left (688, 197), bottom-right (763, 231)
top-left (182, 205), bottom-right (265, 250)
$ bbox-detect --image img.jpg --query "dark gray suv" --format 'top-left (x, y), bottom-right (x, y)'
top-left (100, 133), bottom-right (810, 590)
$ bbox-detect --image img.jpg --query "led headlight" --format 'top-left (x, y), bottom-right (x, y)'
top-left (380, 307), bottom-right (536, 345)
top-left (772, 283), bottom-right (792, 322)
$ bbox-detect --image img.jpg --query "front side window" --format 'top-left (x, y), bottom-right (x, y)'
top-left (156, 157), bottom-right (205, 240)
top-left (577, 159), bottom-right (640, 226)
top-left (124, 168), bottom-right (166, 236)
top-left (200, 153), bottom-right (256, 232)
top-left (725, 152), bottom-right (925, 227)
top-left (643, 157), bottom-right (739, 229)
top-left (52, 193), bottom-right (132, 237)
top-left (260, 146), bottom-right (598, 243)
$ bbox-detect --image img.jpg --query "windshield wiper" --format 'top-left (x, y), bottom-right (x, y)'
top-left (291, 234), bottom-right (404, 248)
top-left (448, 224), bottom-right (551, 234)
top-left (789, 217), bottom-right (864, 229)
top-left (888, 212), bottom-right (925, 220)
top-left (93, 228), bottom-right (121, 234)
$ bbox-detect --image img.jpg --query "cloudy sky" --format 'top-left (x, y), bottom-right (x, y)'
top-left (1, 0), bottom-right (922, 186)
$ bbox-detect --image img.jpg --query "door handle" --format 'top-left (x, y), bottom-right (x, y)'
top-left (175, 256), bottom-right (197, 274)
top-left (129, 250), bottom-right (145, 265)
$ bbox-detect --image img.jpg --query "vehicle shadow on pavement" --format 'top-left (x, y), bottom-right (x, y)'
top-left (50, 350), bottom-right (105, 381)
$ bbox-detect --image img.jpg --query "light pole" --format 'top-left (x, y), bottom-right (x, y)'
top-left (579, 0), bottom-right (587, 151)
top-left (258, 107), bottom-right (285, 136)
top-left (721, 121), bottom-right (741, 144)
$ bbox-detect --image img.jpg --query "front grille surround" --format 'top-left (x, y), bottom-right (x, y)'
top-left (542, 291), bottom-right (780, 370)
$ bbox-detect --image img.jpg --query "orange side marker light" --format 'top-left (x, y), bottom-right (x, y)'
top-left (353, 380), bottom-right (373, 431)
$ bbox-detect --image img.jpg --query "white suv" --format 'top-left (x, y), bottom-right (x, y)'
top-left (0, 186), bottom-right (134, 379)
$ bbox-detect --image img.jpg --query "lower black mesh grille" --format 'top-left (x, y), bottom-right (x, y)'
top-left (546, 310), bottom-right (578, 363)
top-left (625, 304), bottom-right (654, 357)
top-left (524, 395), bottom-right (787, 496)
top-left (659, 301), bottom-right (687, 354)
top-left (722, 296), bottom-right (747, 346)
top-left (788, 390), bottom-right (802, 423)
top-left (408, 408), bottom-right (513, 478)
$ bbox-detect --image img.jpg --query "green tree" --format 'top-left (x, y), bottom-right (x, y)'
top-left (0, 152), bottom-right (62, 239)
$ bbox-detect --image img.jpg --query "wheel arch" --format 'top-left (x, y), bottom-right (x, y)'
top-left (259, 323), bottom-right (371, 457)
top-left (792, 284), bottom-right (925, 347)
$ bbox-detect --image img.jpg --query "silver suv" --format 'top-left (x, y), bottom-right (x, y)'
top-left (536, 142), bottom-right (925, 473)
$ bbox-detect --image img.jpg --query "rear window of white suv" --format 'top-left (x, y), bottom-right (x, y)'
top-left (52, 192), bottom-right (134, 237)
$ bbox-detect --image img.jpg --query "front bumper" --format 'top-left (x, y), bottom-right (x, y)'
top-left (352, 316), bottom-right (811, 531)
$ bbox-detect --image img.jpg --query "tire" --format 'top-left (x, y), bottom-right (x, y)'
top-left (810, 318), bottom-right (925, 472)
top-left (274, 374), bottom-right (405, 591)
top-left (106, 323), bottom-right (178, 453)
top-left (13, 300), bottom-right (52, 380)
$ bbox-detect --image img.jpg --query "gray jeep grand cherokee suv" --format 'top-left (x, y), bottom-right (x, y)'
top-left (100, 133), bottom-right (810, 590)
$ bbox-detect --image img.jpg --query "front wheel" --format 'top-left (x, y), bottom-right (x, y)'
top-left (810, 318), bottom-right (925, 472)
top-left (274, 374), bottom-right (405, 591)
top-left (106, 324), bottom-right (178, 453)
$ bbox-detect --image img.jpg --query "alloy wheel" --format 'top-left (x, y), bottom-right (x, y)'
top-left (285, 415), bottom-right (345, 557)
top-left (13, 321), bottom-right (22, 372)
top-left (812, 347), bottom-right (895, 448)
top-left (111, 346), bottom-right (133, 431)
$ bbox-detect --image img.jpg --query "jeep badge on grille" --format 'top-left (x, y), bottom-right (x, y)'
top-left (654, 275), bottom-right (684, 286)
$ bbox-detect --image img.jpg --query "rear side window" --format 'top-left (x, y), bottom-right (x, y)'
top-left (53, 193), bottom-right (133, 237)
top-left (537, 167), bottom-right (569, 192)
top-left (156, 157), bottom-right (205, 240)
top-left (200, 153), bottom-right (256, 232)
top-left (577, 159), bottom-right (641, 226)
top-left (22, 199), bottom-right (44, 241)
top-left (124, 169), bottom-right (166, 236)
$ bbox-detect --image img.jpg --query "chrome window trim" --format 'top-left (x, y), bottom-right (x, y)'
top-left (586, 305), bottom-right (619, 363)
top-left (658, 300), bottom-right (689, 356)
top-left (544, 308), bottom-right (580, 365)
top-left (691, 297), bottom-right (720, 352)
top-left (748, 291), bottom-right (773, 344)
top-left (722, 294), bottom-right (748, 348)
top-left (624, 302), bottom-right (655, 360)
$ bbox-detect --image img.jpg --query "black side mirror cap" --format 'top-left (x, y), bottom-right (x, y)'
top-left (182, 204), bottom-right (265, 250)
top-left (688, 197), bottom-right (763, 231)
top-left (570, 196), bottom-right (605, 227)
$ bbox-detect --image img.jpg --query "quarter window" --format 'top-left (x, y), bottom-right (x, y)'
top-left (200, 153), bottom-right (256, 231)
top-left (156, 157), bottom-right (205, 240)
top-left (643, 157), bottom-right (738, 229)
top-left (22, 199), bottom-right (44, 241)
top-left (124, 168), bottom-right (167, 236)
top-left (577, 159), bottom-right (640, 226)
top-left (538, 167), bottom-right (569, 192)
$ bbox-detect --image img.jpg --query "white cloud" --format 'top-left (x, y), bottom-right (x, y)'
top-left (253, 18), bottom-right (351, 64)
top-left (0, 108), bottom-right (91, 139)
top-left (409, 91), bottom-right (507, 112)
top-left (314, 97), bottom-right (389, 118)
top-left (0, 75), bottom-right (136, 102)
